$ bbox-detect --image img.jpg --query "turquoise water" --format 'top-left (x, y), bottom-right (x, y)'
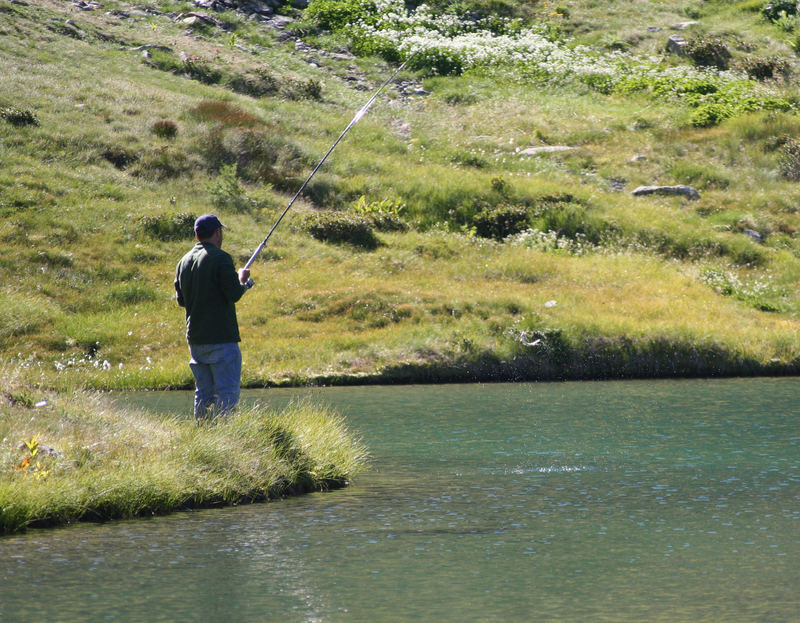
top-left (1, 378), bottom-right (798, 622)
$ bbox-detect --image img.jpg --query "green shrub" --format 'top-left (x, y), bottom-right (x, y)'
top-left (735, 55), bottom-right (790, 80)
top-left (144, 50), bottom-right (222, 85)
top-left (473, 205), bottom-right (529, 239)
top-left (305, 0), bottom-right (373, 30)
top-left (281, 77), bottom-right (323, 101)
top-left (0, 106), bottom-right (38, 126)
top-left (101, 145), bottom-right (139, 169)
top-left (225, 69), bottom-right (280, 97)
top-left (207, 163), bottom-right (254, 212)
top-left (151, 119), bottom-right (178, 139)
top-left (351, 195), bottom-right (408, 231)
top-left (408, 47), bottom-right (464, 75)
top-left (691, 102), bottom-right (735, 127)
top-left (532, 201), bottom-right (616, 244)
top-left (197, 127), bottom-right (308, 186)
top-left (180, 55), bottom-right (223, 85)
top-left (303, 211), bottom-right (380, 248)
top-left (685, 36), bottom-right (731, 69)
top-left (449, 149), bottom-right (488, 168)
top-left (762, 0), bottom-right (798, 21)
top-left (139, 212), bottom-right (196, 241)
top-left (130, 148), bottom-right (191, 180)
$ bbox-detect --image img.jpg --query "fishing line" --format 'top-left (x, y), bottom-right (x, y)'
top-left (244, 51), bottom-right (419, 270)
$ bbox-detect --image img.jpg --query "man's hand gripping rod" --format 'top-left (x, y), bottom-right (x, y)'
top-left (243, 54), bottom-right (417, 273)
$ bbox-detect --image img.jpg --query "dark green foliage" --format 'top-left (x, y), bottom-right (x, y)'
top-left (691, 102), bottom-right (735, 127)
top-left (282, 77), bottom-right (323, 101)
top-left (197, 126), bottom-right (308, 186)
top-left (687, 83), bottom-right (796, 127)
top-left (761, 0), bottom-right (797, 21)
top-left (208, 163), bottom-right (254, 212)
top-left (368, 213), bottom-right (408, 232)
top-left (450, 149), bottom-right (488, 168)
top-left (151, 119), bottom-right (178, 139)
top-left (139, 212), bottom-right (196, 241)
top-left (30, 250), bottom-right (74, 267)
top-left (225, 68), bottom-right (279, 97)
top-left (303, 211), bottom-right (380, 249)
top-left (130, 148), bottom-right (192, 180)
top-left (580, 73), bottom-right (615, 94)
top-left (0, 106), bottom-right (38, 126)
top-left (685, 36), bottom-right (731, 69)
top-left (533, 201), bottom-right (602, 242)
top-left (778, 136), bottom-right (800, 180)
top-left (735, 55), bottom-right (790, 80)
top-left (305, 0), bottom-right (374, 30)
top-left (473, 205), bottom-right (529, 239)
top-left (101, 145), bottom-right (139, 169)
top-left (408, 47), bottom-right (464, 75)
top-left (144, 50), bottom-right (222, 85)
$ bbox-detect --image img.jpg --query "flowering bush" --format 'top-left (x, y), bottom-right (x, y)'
top-left (304, 0), bottom-right (797, 125)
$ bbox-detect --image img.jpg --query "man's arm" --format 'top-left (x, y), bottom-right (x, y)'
top-left (217, 254), bottom-right (249, 303)
top-left (174, 264), bottom-right (185, 307)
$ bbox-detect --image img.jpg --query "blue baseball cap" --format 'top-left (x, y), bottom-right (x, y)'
top-left (194, 214), bottom-right (224, 238)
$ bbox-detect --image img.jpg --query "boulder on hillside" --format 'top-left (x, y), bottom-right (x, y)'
top-left (667, 34), bottom-right (688, 55)
top-left (632, 185), bottom-right (700, 200)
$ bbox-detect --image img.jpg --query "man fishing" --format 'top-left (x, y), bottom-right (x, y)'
top-left (175, 214), bottom-right (254, 421)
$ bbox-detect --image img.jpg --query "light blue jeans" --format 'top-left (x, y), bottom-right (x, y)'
top-left (188, 342), bottom-right (242, 421)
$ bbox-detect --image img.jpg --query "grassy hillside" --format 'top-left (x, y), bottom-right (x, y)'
top-left (3, 0), bottom-right (800, 390)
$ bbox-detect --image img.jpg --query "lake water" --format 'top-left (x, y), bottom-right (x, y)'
top-left (1, 378), bottom-right (798, 622)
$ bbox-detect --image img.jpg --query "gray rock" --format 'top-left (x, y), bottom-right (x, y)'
top-left (266, 15), bottom-right (294, 29)
top-left (672, 21), bottom-right (700, 30)
top-left (131, 44), bottom-right (173, 52)
top-left (742, 228), bottom-right (763, 242)
top-left (632, 185), bottom-right (700, 200)
top-left (667, 34), bottom-right (688, 56)
top-left (647, 26), bottom-right (661, 32)
top-left (631, 154), bottom-right (648, 162)
top-left (519, 146), bottom-right (573, 156)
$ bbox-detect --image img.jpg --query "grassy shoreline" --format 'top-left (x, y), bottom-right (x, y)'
top-left (0, 369), bottom-right (368, 535)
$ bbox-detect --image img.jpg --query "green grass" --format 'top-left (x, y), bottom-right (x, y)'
top-left (0, 367), bottom-right (368, 534)
top-left (1, 0), bottom-right (800, 392)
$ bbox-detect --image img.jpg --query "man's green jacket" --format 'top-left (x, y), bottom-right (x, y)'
top-left (175, 242), bottom-right (248, 344)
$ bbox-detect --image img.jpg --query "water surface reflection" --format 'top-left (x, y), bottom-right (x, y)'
top-left (1, 379), bottom-right (798, 622)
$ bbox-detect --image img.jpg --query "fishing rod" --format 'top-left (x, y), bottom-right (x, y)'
top-left (243, 52), bottom-right (419, 271)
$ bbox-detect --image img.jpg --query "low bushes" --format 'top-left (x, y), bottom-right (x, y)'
top-left (144, 50), bottom-right (322, 100)
top-left (0, 106), bottom-right (38, 126)
top-left (762, 0), bottom-right (797, 22)
top-left (685, 36), bottom-right (731, 70)
top-left (303, 211), bottom-right (380, 248)
top-left (139, 212), bottom-right (196, 241)
top-left (473, 205), bottom-right (529, 239)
